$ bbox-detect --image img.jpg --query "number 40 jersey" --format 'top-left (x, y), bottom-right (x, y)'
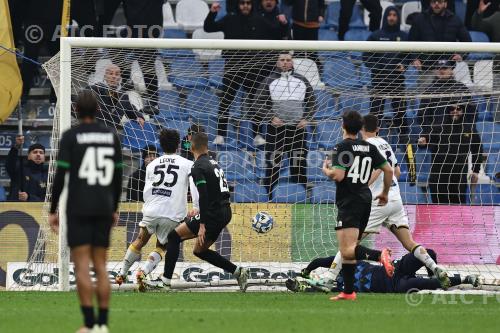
top-left (143, 154), bottom-right (199, 221)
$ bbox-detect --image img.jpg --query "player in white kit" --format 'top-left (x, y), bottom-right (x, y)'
top-left (116, 129), bottom-right (199, 291)
top-left (316, 115), bottom-right (450, 290)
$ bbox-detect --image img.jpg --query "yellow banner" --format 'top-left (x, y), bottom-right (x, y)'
top-left (0, 0), bottom-right (22, 123)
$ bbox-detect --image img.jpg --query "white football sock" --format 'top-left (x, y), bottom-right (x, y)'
top-left (412, 245), bottom-right (438, 272)
top-left (120, 244), bottom-right (141, 276)
top-left (142, 251), bottom-right (162, 275)
top-left (329, 251), bottom-right (343, 279)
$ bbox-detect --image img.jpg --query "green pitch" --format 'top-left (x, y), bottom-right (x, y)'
top-left (1, 292), bottom-right (499, 333)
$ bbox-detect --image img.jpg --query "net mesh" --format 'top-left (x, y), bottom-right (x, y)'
top-left (9, 41), bottom-right (500, 290)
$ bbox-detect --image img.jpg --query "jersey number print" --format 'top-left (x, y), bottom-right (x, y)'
top-left (214, 168), bottom-right (229, 193)
top-left (78, 147), bottom-right (115, 186)
top-left (152, 164), bottom-right (180, 187)
top-left (347, 156), bottom-right (372, 184)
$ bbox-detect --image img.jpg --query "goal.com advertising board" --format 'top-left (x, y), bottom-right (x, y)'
top-left (2, 203), bottom-right (500, 289)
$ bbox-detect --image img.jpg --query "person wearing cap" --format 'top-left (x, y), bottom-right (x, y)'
top-left (126, 145), bottom-right (159, 202)
top-left (418, 59), bottom-right (474, 136)
top-left (6, 136), bottom-right (48, 202)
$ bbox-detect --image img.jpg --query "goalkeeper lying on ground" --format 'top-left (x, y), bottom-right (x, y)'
top-left (286, 249), bottom-right (480, 293)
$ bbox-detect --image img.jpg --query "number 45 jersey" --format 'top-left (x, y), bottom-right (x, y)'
top-left (143, 154), bottom-right (199, 221)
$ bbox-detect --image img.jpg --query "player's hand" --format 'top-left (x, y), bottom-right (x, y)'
top-left (397, 64), bottom-right (405, 72)
top-left (277, 14), bottom-right (287, 25)
top-left (412, 59), bottom-right (422, 70)
top-left (48, 213), bottom-right (59, 234)
top-left (478, 0), bottom-right (491, 14)
top-left (198, 223), bottom-right (206, 247)
top-left (271, 117), bottom-right (284, 127)
top-left (15, 135), bottom-right (24, 148)
top-left (318, 16), bottom-right (324, 23)
top-left (470, 173), bottom-right (479, 184)
top-left (211, 2), bottom-right (221, 12)
top-left (322, 158), bottom-right (332, 176)
top-left (417, 136), bottom-right (427, 145)
top-left (18, 191), bottom-right (28, 201)
top-left (112, 212), bottom-right (120, 227)
top-left (452, 54), bottom-right (462, 62)
top-left (297, 119), bottom-right (308, 129)
top-left (375, 192), bottom-right (389, 206)
top-left (188, 209), bottom-right (199, 218)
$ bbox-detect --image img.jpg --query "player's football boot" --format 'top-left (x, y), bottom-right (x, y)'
top-left (464, 274), bottom-right (481, 288)
top-left (330, 292), bottom-right (357, 301)
top-left (434, 266), bottom-right (451, 290)
top-left (285, 278), bottom-right (308, 292)
top-left (300, 268), bottom-right (311, 279)
top-left (145, 276), bottom-right (171, 291)
top-left (115, 274), bottom-right (127, 286)
top-left (91, 325), bottom-right (109, 333)
top-left (136, 270), bottom-right (147, 292)
top-left (236, 267), bottom-right (249, 292)
top-left (380, 248), bottom-right (395, 277)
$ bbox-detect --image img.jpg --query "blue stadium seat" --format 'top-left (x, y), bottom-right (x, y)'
top-left (215, 0), bottom-right (227, 21)
top-left (185, 89), bottom-right (220, 120)
top-left (476, 121), bottom-right (500, 152)
top-left (157, 90), bottom-right (187, 122)
top-left (163, 28), bottom-right (188, 38)
top-left (414, 148), bottom-right (431, 186)
top-left (236, 120), bottom-right (257, 150)
top-left (339, 95), bottom-right (371, 115)
top-left (405, 65), bottom-right (419, 90)
top-left (165, 119), bottom-right (192, 138)
top-left (122, 121), bottom-right (158, 152)
top-left (310, 182), bottom-right (336, 203)
top-left (469, 184), bottom-right (500, 205)
top-left (323, 58), bottom-right (363, 89)
top-left (468, 31), bottom-right (493, 60)
top-left (326, 2), bottom-right (365, 29)
top-left (255, 150), bottom-right (290, 178)
top-left (399, 182), bottom-right (428, 204)
top-left (454, 0), bottom-right (466, 22)
top-left (168, 58), bottom-right (209, 89)
top-left (319, 29), bottom-right (339, 41)
top-left (25, 132), bottom-right (51, 150)
top-left (395, 151), bottom-right (409, 182)
top-left (271, 182), bottom-right (307, 203)
top-left (0, 186), bottom-right (5, 202)
top-left (313, 90), bottom-right (338, 120)
top-left (344, 29), bottom-right (371, 41)
top-left (316, 120), bottom-right (342, 150)
top-left (307, 150), bottom-right (329, 182)
top-left (485, 152), bottom-right (499, 180)
top-left (233, 181), bottom-right (268, 203)
top-left (217, 150), bottom-right (256, 182)
top-left (208, 58), bottom-right (224, 88)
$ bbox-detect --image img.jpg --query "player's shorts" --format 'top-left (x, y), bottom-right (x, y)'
top-left (67, 215), bottom-right (113, 248)
top-left (364, 199), bottom-right (410, 234)
top-left (139, 216), bottom-right (179, 245)
top-left (185, 204), bottom-right (232, 242)
top-left (335, 201), bottom-right (371, 238)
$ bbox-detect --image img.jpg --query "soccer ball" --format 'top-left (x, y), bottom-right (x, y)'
top-left (252, 211), bottom-right (274, 233)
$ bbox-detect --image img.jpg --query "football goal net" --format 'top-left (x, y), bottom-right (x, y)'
top-left (7, 38), bottom-right (500, 291)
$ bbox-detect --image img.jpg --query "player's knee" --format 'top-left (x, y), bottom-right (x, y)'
top-left (341, 246), bottom-right (356, 260)
top-left (192, 248), bottom-right (206, 259)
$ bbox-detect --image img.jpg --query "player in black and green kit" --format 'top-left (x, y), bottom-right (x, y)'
top-left (159, 132), bottom-right (249, 291)
top-left (322, 110), bottom-right (395, 301)
top-left (49, 91), bottom-right (123, 333)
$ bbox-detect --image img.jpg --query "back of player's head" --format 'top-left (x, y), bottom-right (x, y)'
top-left (75, 90), bottom-right (98, 119)
top-left (159, 128), bottom-right (180, 154)
top-left (342, 110), bottom-right (363, 135)
top-left (363, 114), bottom-right (379, 133)
top-left (191, 132), bottom-right (209, 152)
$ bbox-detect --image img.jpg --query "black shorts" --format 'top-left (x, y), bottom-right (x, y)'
top-left (67, 215), bottom-right (113, 248)
top-left (335, 201), bottom-right (371, 238)
top-left (186, 205), bottom-right (232, 242)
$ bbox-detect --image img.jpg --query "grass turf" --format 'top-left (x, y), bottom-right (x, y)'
top-left (1, 292), bottom-right (499, 333)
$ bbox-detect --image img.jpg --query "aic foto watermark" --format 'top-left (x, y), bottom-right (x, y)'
top-left (405, 289), bottom-right (500, 306)
top-left (25, 24), bottom-right (163, 43)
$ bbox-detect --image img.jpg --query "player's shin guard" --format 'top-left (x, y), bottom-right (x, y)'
top-left (163, 231), bottom-right (181, 279)
top-left (120, 244), bottom-right (141, 276)
top-left (354, 245), bottom-right (381, 261)
top-left (142, 249), bottom-right (163, 275)
top-left (194, 249), bottom-right (237, 274)
top-left (412, 245), bottom-right (437, 273)
top-left (329, 251), bottom-right (343, 279)
top-left (341, 263), bottom-right (356, 294)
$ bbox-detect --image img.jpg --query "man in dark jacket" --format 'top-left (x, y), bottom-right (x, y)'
top-left (257, 0), bottom-right (290, 40)
top-left (418, 103), bottom-right (483, 204)
top-left (286, 0), bottom-right (325, 41)
top-left (204, 0), bottom-right (282, 146)
top-left (409, 0), bottom-right (471, 91)
top-left (127, 145), bottom-right (158, 202)
top-left (7, 136), bottom-right (48, 202)
top-left (255, 53), bottom-right (316, 196)
top-left (338, 0), bottom-right (382, 40)
top-left (363, 6), bottom-right (409, 139)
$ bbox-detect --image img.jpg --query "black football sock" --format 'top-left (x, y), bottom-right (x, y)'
top-left (163, 231), bottom-right (181, 279)
top-left (355, 245), bottom-right (381, 261)
top-left (194, 249), bottom-right (237, 274)
top-left (450, 275), bottom-right (461, 287)
top-left (342, 263), bottom-right (356, 294)
top-left (98, 308), bottom-right (108, 326)
top-left (81, 306), bottom-right (95, 329)
top-left (306, 257), bottom-right (335, 272)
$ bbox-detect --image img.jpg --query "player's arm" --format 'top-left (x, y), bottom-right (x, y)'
top-left (188, 175), bottom-right (200, 216)
top-left (370, 145), bottom-right (392, 206)
top-left (322, 145), bottom-right (345, 182)
top-left (112, 135), bottom-right (124, 215)
top-left (49, 133), bottom-right (72, 233)
top-left (191, 166), bottom-right (208, 224)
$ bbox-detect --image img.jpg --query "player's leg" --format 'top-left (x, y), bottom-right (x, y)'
top-left (301, 256), bottom-right (336, 278)
top-left (331, 227), bottom-right (359, 300)
top-left (91, 246), bottom-right (110, 331)
top-left (72, 245), bottom-right (96, 331)
top-left (116, 226), bottom-right (152, 284)
top-left (139, 218), bottom-right (177, 277)
top-left (141, 240), bottom-right (166, 276)
top-left (394, 249), bottom-right (449, 290)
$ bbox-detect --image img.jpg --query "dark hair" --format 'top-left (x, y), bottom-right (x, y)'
top-left (188, 123), bottom-right (205, 136)
top-left (28, 143), bottom-right (45, 153)
top-left (141, 144), bottom-right (158, 160)
top-left (75, 90), bottom-right (98, 119)
top-left (191, 132), bottom-right (208, 151)
top-left (342, 110), bottom-right (364, 135)
top-left (363, 114), bottom-right (379, 133)
top-left (159, 129), bottom-right (180, 154)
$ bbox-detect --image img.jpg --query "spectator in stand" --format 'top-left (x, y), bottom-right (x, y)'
top-left (20, 0), bottom-right (63, 105)
top-left (127, 145), bottom-right (158, 202)
top-left (255, 53), bottom-right (316, 197)
top-left (466, 0), bottom-right (498, 29)
top-left (409, 0), bottom-right (471, 91)
top-left (363, 6), bottom-right (409, 142)
top-left (421, 0), bottom-right (455, 14)
top-left (6, 136), bottom-right (48, 202)
top-left (471, 0), bottom-right (500, 122)
top-left (339, 0), bottom-right (382, 40)
top-left (258, 0), bottom-right (290, 40)
top-left (419, 60), bottom-right (474, 135)
top-left (204, 0), bottom-right (283, 146)
top-left (89, 63), bottom-right (145, 129)
top-left (286, 0), bottom-right (325, 41)
top-left (418, 102), bottom-right (483, 204)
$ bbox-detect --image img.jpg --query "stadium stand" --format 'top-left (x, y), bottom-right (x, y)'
top-left (310, 181), bottom-right (336, 203)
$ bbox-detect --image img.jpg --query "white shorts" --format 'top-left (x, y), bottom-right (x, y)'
top-left (364, 200), bottom-right (409, 234)
top-left (139, 216), bottom-right (179, 245)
